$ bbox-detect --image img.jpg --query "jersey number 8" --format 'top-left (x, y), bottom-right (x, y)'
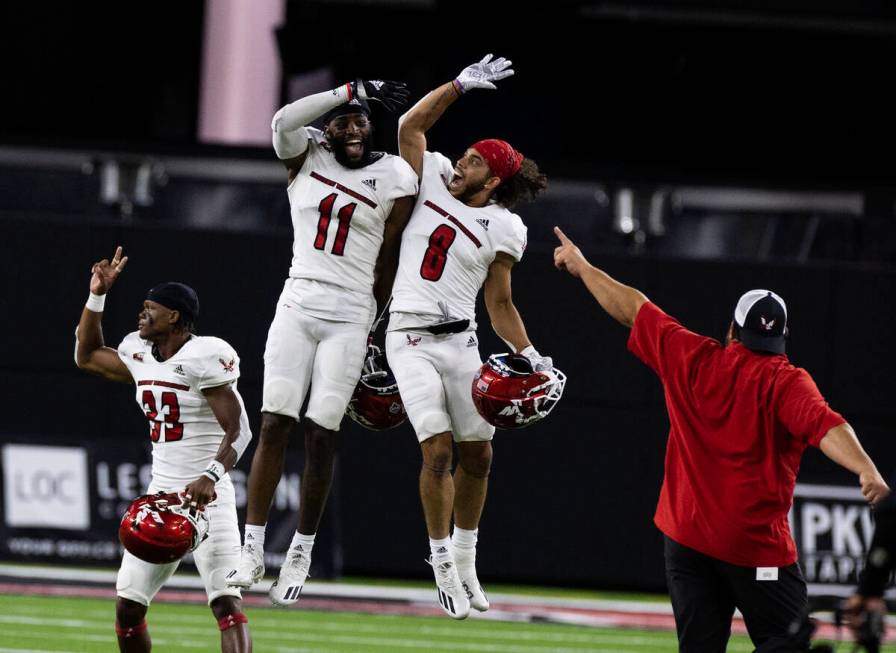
top-left (420, 224), bottom-right (457, 281)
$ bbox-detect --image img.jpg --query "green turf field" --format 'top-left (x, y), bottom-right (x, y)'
top-left (3, 593), bottom-right (890, 653)
top-left (0, 593), bottom-right (713, 652)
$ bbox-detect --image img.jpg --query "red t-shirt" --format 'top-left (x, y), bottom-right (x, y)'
top-left (628, 302), bottom-right (845, 567)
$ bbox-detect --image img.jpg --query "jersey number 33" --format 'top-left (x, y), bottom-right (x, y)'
top-left (141, 389), bottom-right (184, 442)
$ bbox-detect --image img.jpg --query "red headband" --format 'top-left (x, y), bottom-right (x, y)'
top-left (471, 139), bottom-right (524, 182)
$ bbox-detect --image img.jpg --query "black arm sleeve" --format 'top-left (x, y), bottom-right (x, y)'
top-left (858, 476), bottom-right (896, 597)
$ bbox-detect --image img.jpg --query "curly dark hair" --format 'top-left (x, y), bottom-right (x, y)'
top-left (175, 317), bottom-right (196, 334)
top-left (492, 158), bottom-right (548, 210)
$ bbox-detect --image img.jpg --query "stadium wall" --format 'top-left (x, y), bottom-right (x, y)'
top-left (1, 220), bottom-right (893, 593)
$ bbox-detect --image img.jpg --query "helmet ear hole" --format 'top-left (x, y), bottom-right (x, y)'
top-left (505, 354), bottom-right (534, 374)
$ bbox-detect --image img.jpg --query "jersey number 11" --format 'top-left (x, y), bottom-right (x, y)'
top-left (315, 193), bottom-right (356, 256)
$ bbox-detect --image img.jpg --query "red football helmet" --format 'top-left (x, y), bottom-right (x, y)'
top-left (346, 345), bottom-right (407, 430)
top-left (118, 492), bottom-right (210, 564)
top-left (472, 353), bottom-right (567, 429)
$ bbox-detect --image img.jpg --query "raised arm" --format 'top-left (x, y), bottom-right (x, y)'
top-left (398, 54), bottom-right (514, 177)
top-left (74, 246), bottom-right (133, 384)
top-left (274, 79), bottom-right (410, 179)
top-left (818, 422), bottom-right (890, 505)
top-left (553, 227), bottom-right (649, 328)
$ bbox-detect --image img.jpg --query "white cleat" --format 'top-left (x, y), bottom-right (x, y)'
top-left (226, 542), bottom-right (265, 589)
top-left (269, 545), bottom-right (312, 607)
top-left (427, 554), bottom-right (471, 620)
top-left (454, 548), bottom-right (489, 612)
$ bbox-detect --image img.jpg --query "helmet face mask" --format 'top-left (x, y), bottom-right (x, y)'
top-left (471, 353), bottom-right (566, 429)
top-left (346, 345), bottom-right (408, 431)
top-left (118, 492), bottom-right (210, 564)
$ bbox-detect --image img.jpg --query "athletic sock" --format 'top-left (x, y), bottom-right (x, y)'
top-left (290, 531), bottom-right (316, 552)
top-left (244, 524), bottom-right (266, 548)
top-left (452, 527), bottom-right (478, 552)
top-left (429, 536), bottom-right (452, 560)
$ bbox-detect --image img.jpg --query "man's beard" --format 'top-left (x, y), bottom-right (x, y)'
top-left (332, 134), bottom-right (374, 169)
top-left (457, 178), bottom-right (488, 203)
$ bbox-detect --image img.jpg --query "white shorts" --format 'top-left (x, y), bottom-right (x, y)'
top-left (116, 479), bottom-right (241, 606)
top-left (386, 329), bottom-right (494, 443)
top-left (261, 281), bottom-right (371, 431)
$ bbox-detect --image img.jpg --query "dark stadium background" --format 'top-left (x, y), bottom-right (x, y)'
top-left (0, 0), bottom-right (894, 593)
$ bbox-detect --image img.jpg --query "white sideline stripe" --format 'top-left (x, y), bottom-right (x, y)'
top-left (0, 610), bottom-right (664, 643)
top-left (793, 483), bottom-right (864, 500)
top-left (1, 630), bottom-right (322, 653)
top-left (0, 563), bottom-right (674, 614)
top-left (20, 602), bottom-right (894, 635)
top-left (0, 615), bottom-right (96, 627)
top-left (2, 633), bottom-right (116, 644)
top-left (0, 607), bottom-right (662, 642)
top-left (2, 625), bottom-right (678, 653)
top-left (0, 614), bottom-right (680, 648)
top-left (0, 609), bottom-right (763, 652)
top-left (2, 632), bottom-right (204, 648)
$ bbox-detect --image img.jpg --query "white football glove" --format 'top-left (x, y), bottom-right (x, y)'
top-left (455, 54), bottom-right (514, 93)
top-left (520, 345), bottom-right (553, 372)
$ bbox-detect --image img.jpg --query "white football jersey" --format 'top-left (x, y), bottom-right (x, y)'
top-left (117, 333), bottom-right (252, 490)
top-left (389, 151), bottom-right (527, 327)
top-left (286, 127), bottom-right (418, 322)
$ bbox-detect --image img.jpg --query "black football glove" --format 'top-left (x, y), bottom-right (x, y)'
top-left (354, 79), bottom-right (411, 112)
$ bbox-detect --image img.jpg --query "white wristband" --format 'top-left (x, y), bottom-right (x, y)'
top-left (203, 460), bottom-right (226, 483)
top-left (85, 292), bottom-right (106, 313)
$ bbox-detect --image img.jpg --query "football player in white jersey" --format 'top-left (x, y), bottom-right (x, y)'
top-left (227, 79), bottom-right (418, 605)
top-left (390, 56), bottom-right (554, 619)
top-left (74, 247), bottom-right (252, 653)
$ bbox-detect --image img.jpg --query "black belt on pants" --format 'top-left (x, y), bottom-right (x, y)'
top-left (424, 319), bottom-right (470, 335)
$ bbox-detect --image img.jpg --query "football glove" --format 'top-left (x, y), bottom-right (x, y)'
top-left (455, 54), bottom-right (514, 93)
top-left (520, 345), bottom-right (553, 372)
top-left (354, 79), bottom-right (411, 112)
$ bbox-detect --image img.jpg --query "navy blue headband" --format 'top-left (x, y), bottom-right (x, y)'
top-left (145, 282), bottom-right (199, 323)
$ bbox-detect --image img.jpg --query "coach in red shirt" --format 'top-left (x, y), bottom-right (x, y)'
top-left (553, 227), bottom-right (890, 652)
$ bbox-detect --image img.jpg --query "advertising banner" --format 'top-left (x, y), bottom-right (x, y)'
top-left (3, 445), bottom-right (90, 530)
top-left (791, 483), bottom-right (889, 597)
top-left (0, 437), bottom-right (340, 578)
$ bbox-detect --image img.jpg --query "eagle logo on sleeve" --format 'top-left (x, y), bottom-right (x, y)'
top-left (219, 358), bottom-right (235, 373)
